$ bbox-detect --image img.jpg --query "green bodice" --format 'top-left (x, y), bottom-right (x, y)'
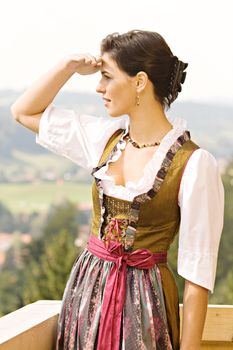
top-left (91, 128), bottom-right (200, 253)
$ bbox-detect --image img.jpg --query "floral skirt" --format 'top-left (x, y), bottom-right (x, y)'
top-left (55, 248), bottom-right (173, 350)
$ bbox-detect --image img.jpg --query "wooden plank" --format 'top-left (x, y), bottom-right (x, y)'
top-left (180, 305), bottom-right (233, 343)
top-left (201, 341), bottom-right (233, 349)
top-left (0, 301), bottom-right (61, 350)
top-left (0, 315), bottom-right (58, 350)
top-left (0, 302), bottom-right (233, 349)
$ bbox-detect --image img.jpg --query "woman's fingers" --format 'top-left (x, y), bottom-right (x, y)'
top-left (95, 56), bottom-right (102, 67)
top-left (63, 53), bottom-right (102, 74)
top-left (83, 54), bottom-right (103, 73)
top-left (85, 53), bottom-right (100, 65)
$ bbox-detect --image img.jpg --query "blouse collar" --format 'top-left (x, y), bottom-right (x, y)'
top-left (121, 114), bottom-right (188, 144)
top-left (93, 115), bottom-right (189, 192)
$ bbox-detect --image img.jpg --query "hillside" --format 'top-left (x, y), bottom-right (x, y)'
top-left (0, 90), bottom-right (232, 182)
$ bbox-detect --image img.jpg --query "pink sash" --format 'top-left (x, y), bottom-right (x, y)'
top-left (87, 234), bottom-right (167, 350)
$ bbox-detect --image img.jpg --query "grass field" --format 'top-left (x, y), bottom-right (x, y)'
top-left (0, 182), bottom-right (92, 214)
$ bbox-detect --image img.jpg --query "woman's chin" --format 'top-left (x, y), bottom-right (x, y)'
top-left (107, 110), bottom-right (124, 118)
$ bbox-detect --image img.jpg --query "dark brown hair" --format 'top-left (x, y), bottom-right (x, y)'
top-left (100, 29), bottom-right (188, 110)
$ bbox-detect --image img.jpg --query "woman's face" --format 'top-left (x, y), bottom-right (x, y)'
top-left (96, 52), bottom-right (137, 117)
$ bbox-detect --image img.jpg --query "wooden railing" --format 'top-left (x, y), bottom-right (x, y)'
top-left (0, 301), bottom-right (232, 349)
top-left (180, 305), bottom-right (233, 349)
top-left (0, 301), bottom-right (60, 350)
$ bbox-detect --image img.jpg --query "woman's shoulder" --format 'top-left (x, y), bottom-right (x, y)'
top-left (185, 147), bottom-right (219, 171)
top-left (179, 146), bottom-right (224, 197)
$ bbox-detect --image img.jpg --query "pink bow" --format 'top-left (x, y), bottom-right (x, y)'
top-left (87, 234), bottom-right (167, 350)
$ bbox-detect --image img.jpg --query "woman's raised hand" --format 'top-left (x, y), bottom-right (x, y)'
top-left (64, 53), bottom-right (103, 75)
top-left (11, 53), bottom-right (103, 133)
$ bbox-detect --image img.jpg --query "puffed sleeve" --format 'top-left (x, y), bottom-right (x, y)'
top-left (177, 148), bottom-right (225, 293)
top-left (35, 104), bottom-right (127, 171)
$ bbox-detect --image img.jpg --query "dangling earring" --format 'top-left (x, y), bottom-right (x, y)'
top-left (136, 81), bottom-right (140, 106)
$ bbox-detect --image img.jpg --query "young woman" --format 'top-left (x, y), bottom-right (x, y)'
top-left (11, 30), bottom-right (224, 350)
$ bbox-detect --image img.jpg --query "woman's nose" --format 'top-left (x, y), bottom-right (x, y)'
top-left (96, 81), bottom-right (105, 94)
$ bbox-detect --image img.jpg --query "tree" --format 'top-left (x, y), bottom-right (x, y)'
top-left (0, 201), bottom-right (15, 232)
top-left (0, 269), bottom-right (24, 317)
top-left (0, 200), bottom-right (84, 315)
top-left (43, 200), bottom-right (80, 239)
top-left (22, 200), bottom-right (82, 303)
top-left (22, 228), bottom-right (81, 303)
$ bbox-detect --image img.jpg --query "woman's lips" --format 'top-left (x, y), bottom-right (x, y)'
top-left (103, 97), bottom-right (111, 106)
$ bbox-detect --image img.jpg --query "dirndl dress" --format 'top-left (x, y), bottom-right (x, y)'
top-left (54, 130), bottom-right (193, 350)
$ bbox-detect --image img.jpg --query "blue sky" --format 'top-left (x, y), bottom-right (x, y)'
top-left (1, 0), bottom-right (233, 105)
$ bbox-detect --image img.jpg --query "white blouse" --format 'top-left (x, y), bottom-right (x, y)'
top-left (36, 104), bottom-right (225, 293)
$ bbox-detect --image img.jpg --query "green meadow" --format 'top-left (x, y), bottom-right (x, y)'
top-left (0, 182), bottom-right (92, 214)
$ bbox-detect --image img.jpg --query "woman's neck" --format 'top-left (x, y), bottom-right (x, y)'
top-left (127, 96), bottom-right (173, 144)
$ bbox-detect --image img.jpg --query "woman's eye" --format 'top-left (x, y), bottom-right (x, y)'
top-left (104, 75), bottom-right (110, 80)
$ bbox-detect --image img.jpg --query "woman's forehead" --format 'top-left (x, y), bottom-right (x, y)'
top-left (101, 53), bottom-right (116, 71)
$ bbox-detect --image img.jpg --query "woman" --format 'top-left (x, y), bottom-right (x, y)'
top-left (11, 30), bottom-right (224, 350)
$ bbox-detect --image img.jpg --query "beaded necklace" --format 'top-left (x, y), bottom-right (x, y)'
top-left (125, 132), bottom-right (160, 148)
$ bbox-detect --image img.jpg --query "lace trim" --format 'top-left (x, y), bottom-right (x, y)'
top-left (93, 115), bottom-right (188, 200)
top-left (92, 129), bottom-right (191, 251)
top-left (124, 130), bottom-right (191, 251)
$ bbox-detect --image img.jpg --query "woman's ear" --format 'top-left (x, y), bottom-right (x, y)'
top-left (135, 71), bottom-right (148, 92)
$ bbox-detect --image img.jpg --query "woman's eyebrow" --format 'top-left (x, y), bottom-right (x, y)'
top-left (101, 70), bottom-right (111, 75)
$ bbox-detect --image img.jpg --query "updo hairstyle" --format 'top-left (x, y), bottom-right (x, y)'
top-left (100, 30), bottom-right (188, 110)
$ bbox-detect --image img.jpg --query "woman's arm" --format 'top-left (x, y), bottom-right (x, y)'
top-left (11, 54), bottom-right (102, 133)
top-left (177, 149), bottom-right (224, 348)
top-left (180, 279), bottom-right (208, 350)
